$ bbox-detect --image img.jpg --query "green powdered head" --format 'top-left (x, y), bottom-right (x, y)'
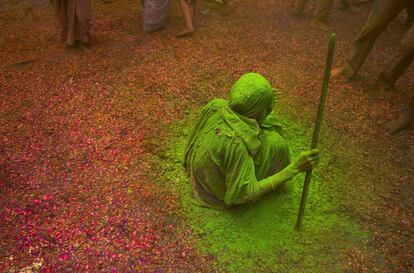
top-left (229, 73), bottom-right (275, 123)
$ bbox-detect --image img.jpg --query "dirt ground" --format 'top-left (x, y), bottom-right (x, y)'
top-left (0, 0), bottom-right (413, 272)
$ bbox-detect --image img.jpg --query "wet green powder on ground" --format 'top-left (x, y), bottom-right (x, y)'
top-left (153, 109), bottom-right (370, 273)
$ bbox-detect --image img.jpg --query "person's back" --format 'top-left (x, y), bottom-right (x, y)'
top-left (186, 99), bottom-right (248, 207)
top-left (184, 73), bottom-right (319, 209)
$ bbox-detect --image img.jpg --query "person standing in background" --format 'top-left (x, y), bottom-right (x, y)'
top-left (142, 0), bottom-right (170, 32)
top-left (332, 0), bottom-right (411, 80)
top-left (50, 0), bottom-right (92, 49)
top-left (177, 0), bottom-right (199, 37)
top-left (292, 0), bottom-right (335, 30)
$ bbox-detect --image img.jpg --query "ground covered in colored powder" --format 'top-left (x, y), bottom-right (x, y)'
top-left (155, 110), bottom-right (369, 272)
top-left (1, 0), bottom-right (413, 272)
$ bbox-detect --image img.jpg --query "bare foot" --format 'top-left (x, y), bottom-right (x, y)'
top-left (77, 43), bottom-right (92, 53)
top-left (376, 76), bottom-right (395, 99)
top-left (331, 67), bottom-right (347, 80)
top-left (331, 66), bottom-right (355, 80)
top-left (311, 19), bottom-right (331, 31)
top-left (385, 114), bottom-right (413, 134)
top-left (63, 46), bottom-right (81, 56)
top-left (176, 28), bottom-right (194, 38)
top-left (377, 84), bottom-right (394, 99)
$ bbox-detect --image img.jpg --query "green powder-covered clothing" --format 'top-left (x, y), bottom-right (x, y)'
top-left (184, 99), bottom-right (290, 208)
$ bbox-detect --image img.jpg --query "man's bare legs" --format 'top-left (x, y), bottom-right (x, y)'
top-left (310, 0), bottom-right (334, 30)
top-left (177, 0), bottom-right (197, 37)
top-left (385, 97), bottom-right (414, 134)
top-left (292, 0), bottom-right (334, 30)
top-left (331, 0), bottom-right (407, 80)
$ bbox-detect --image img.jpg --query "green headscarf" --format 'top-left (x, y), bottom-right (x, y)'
top-left (229, 73), bottom-right (275, 123)
top-left (184, 73), bottom-right (277, 171)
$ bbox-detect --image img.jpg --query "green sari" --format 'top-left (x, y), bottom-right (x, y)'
top-left (184, 73), bottom-right (290, 208)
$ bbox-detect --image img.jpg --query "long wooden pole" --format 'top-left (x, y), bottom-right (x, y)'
top-left (295, 33), bottom-right (336, 230)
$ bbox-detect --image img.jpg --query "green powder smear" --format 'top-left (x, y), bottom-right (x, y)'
top-left (153, 107), bottom-right (371, 272)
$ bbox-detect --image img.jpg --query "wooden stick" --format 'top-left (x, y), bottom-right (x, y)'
top-left (295, 33), bottom-right (336, 231)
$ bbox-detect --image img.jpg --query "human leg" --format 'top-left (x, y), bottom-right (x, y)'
top-left (177, 0), bottom-right (194, 37)
top-left (377, 25), bottom-right (414, 93)
top-left (310, 0), bottom-right (334, 30)
top-left (313, 0), bottom-right (334, 22)
top-left (405, 2), bottom-right (414, 27)
top-left (142, 0), bottom-right (171, 32)
top-left (74, 0), bottom-right (92, 47)
top-left (50, 0), bottom-right (71, 45)
top-left (333, 0), bottom-right (406, 79)
top-left (385, 97), bottom-right (414, 134)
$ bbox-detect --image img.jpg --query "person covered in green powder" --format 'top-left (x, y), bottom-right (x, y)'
top-left (183, 73), bottom-right (320, 209)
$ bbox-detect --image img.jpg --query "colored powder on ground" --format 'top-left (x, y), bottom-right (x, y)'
top-left (153, 108), bottom-right (370, 272)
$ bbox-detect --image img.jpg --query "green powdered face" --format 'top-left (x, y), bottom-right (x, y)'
top-left (153, 108), bottom-right (371, 273)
